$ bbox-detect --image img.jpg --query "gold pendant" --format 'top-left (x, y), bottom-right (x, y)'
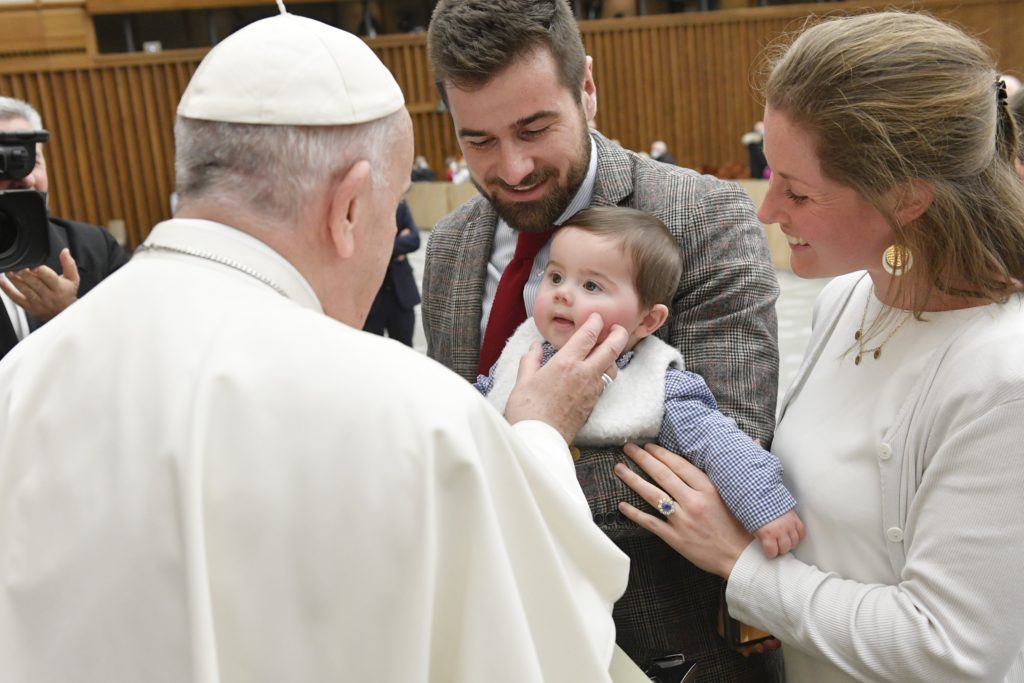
top-left (855, 353), bottom-right (863, 365)
top-left (854, 330), bottom-right (862, 341)
top-left (873, 348), bottom-right (882, 360)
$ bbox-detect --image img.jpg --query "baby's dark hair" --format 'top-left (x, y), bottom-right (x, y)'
top-left (561, 206), bottom-right (682, 308)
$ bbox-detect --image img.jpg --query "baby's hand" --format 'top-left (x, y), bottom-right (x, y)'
top-left (754, 510), bottom-right (805, 558)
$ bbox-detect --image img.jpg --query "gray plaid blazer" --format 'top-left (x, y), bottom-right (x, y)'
top-left (422, 133), bottom-right (780, 680)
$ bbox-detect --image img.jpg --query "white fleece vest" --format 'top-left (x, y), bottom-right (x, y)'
top-left (486, 319), bottom-right (685, 447)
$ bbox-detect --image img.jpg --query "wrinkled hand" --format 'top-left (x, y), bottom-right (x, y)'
top-left (0, 248), bottom-right (80, 321)
top-left (614, 442), bottom-right (752, 579)
top-left (505, 312), bottom-right (627, 443)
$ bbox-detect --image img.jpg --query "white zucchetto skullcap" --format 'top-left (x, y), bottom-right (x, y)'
top-left (178, 11), bottom-right (404, 125)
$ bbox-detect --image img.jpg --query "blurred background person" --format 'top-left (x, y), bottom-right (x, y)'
top-left (649, 139), bottom-right (677, 165)
top-left (742, 121), bottom-right (769, 179)
top-left (363, 198), bottom-right (421, 346)
top-left (0, 96), bottom-right (128, 361)
top-left (410, 154), bottom-right (436, 181)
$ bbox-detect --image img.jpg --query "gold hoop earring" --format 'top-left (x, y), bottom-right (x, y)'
top-left (882, 245), bottom-right (913, 276)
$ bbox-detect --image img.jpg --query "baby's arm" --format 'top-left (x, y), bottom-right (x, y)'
top-left (754, 509), bottom-right (806, 558)
top-left (659, 367), bottom-right (798, 537)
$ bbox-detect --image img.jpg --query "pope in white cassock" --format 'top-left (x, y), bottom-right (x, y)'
top-left (0, 6), bottom-right (635, 682)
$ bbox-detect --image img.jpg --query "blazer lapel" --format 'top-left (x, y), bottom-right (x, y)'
top-left (591, 133), bottom-right (635, 208)
top-left (449, 202), bottom-right (498, 380)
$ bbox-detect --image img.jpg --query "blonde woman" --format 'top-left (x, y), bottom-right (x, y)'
top-left (617, 11), bottom-right (1024, 682)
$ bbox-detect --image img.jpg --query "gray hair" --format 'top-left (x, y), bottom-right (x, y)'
top-left (0, 96), bottom-right (43, 129)
top-left (174, 111), bottom-right (402, 224)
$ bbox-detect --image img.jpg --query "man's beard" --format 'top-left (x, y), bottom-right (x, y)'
top-left (473, 130), bottom-right (591, 234)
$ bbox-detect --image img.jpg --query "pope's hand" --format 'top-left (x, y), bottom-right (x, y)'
top-left (505, 312), bottom-right (626, 444)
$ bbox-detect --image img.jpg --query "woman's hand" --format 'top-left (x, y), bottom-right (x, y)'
top-left (614, 442), bottom-right (753, 578)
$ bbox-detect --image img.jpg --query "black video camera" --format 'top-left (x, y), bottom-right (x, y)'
top-left (0, 130), bottom-right (51, 273)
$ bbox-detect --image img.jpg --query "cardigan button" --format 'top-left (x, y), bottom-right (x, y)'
top-left (877, 443), bottom-right (893, 461)
top-left (885, 527), bottom-right (904, 543)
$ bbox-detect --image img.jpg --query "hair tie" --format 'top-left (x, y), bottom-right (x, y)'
top-left (997, 79), bottom-right (1008, 105)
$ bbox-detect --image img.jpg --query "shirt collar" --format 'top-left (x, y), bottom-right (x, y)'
top-left (553, 133), bottom-right (599, 225)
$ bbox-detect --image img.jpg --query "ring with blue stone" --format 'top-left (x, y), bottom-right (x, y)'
top-left (657, 496), bottom-right (677, 517)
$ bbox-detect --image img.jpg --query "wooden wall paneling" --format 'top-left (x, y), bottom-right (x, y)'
top-left (136, 64), bottom-right (170, 239)
top-left (58, 71), bottom-right (94, 220)
top-left (123, 67), bottom-right (151, 240)
top-left (4, 0), bottom-right (1024, 246)
top-left (74, 70), bottom-right (108, 220)
top-left (681, 23), bottom-right (698, 169)
top-left (46, 71), bottom-right (73, 217)
top-left (669, 23), bottom-right (685, 160)
top-left (718, 17), bottom-right (744, 169)
top-left (87, 68), bottom-right (118, 223)
top-left (33, 71), bottom-right (76, 216)
top-left (152, 63), bottom-right (178, 221)
top-left (648, 26), bottom-right (668, 153)
top-left (609, 27), bottom-right (631, 147)
top-left (622, 24), bottom-right (645, 155)
top-left (113, 66), bottom-right (149, 244)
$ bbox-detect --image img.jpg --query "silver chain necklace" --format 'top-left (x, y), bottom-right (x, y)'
top-left (135, 243), bottom-right (290, 298)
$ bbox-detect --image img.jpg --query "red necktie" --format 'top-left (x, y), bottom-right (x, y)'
top-left (477, 229), bottom-right (554, 375)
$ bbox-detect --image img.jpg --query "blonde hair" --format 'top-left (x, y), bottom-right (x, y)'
top-left (763, 11), bottom-right (1024, 311)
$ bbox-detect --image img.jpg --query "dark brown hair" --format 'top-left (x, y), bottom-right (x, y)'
top-left (561, 206), bottom-right (682, 309)
top-left (763, 11), bottom-right (1024, 312)
top-left (427, 0), bottom-right (585, 104)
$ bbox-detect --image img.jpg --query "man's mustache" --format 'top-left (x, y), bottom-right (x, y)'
top-left (486, 168), bottom-right (557, 191)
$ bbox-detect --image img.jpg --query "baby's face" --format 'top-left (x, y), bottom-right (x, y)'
top-left (534, 227), bottom-right (652, 350)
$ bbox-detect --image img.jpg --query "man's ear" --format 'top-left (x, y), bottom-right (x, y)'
top-left (894, 179), bottom-right (934, 225)
top-left (327, 160), bottom-right (372, 260)
top-left (582, 55), bottom-right (598, 125)
top-left (634, 304), bottom-right (669, 340)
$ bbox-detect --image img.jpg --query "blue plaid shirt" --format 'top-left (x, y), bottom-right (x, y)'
top-left (475, 342), bottom-right (796, 532)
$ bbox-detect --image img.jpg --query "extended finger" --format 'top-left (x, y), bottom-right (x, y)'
top-left (59, 248), bottom-right (81, 287)
top-left (514, 342), bottom-right (543, 384)
top-left (6, 273), bottom-right (40, 301)
top-left (617, 500), bottom-right (675, 541)
top-left (639, 441), bottom-right (716, 493)
top-left (25, 266), bottom-right (60, 293)
top-left (555, 312), bottom-right (604, 360)
top-left (0, 276), bottom-right (21, 301)
top-left (586, 323), bottom-right (627, 376)
top-left (613, 462), bottom-right (679, 514)
top-left (621, 442), bottom-right (693, 500)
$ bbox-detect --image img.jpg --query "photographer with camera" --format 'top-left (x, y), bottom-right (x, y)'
top-left (0, 96), bottom-right (128, 360)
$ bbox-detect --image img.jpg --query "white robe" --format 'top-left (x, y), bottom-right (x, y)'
top-left (0, 218), bottom-right (630, 683)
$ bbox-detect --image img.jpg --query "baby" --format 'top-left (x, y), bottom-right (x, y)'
top-left (476, 206), bottom-right (803, 557)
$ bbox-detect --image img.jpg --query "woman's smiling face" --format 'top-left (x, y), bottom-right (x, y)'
top-left (757, 105), bottom-right (895, 281)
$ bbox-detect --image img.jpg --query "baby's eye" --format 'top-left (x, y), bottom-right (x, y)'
top-left (583, 280), bottom-right (602, 292)
top-left (549, 272), bottom-right (563, 285)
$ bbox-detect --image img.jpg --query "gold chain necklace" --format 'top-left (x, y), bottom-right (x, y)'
top-left (853, 285), bottom-right (912, 365)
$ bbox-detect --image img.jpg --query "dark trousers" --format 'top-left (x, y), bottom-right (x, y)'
top-left (364, 288), bottom-right (416, 347)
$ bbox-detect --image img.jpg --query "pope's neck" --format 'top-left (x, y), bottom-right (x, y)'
top-left (173, 200), bottom-right (353, 324)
